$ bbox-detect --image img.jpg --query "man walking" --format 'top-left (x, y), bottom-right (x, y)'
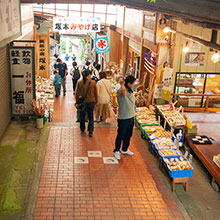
top-left (56, 58), bottom-right (68, 96)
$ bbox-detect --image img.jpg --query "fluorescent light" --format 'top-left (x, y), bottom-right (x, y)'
top-left (183, 46), bottom-right (189, 53)
top-left (163, 27), bottom-right (170, 33)
top-left (211, 52), bottom-right (220, 63)
top-left (183, 41), bottom-right (189, 53)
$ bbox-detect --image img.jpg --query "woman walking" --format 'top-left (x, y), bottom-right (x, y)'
top-left (96, 72), bottom-right (112, 122)
top-left (113, 75), bottom-right (136, 160)
top-left (75, 69), bottom-right (98, 137)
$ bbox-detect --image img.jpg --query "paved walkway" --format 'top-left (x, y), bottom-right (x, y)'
top-left (34, 77), bottom-right (183, 220)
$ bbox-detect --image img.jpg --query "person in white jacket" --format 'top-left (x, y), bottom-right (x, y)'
top-left (96, 72), bottom-right (112, 122)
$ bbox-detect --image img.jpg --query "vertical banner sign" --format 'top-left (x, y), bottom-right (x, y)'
top-left (162, 67), bottom-right (173, 101)
top-left (35, 34), bottom-right (50, 78)
top-left (9, 46), bottom-right (35, 116)
top-left (94, 37), bottom-right (110, 54)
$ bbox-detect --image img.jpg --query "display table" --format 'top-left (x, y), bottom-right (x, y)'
top-left (185, 133), bottom-right (220, 190)
top-left (135, 106), bottom-right (194, 192)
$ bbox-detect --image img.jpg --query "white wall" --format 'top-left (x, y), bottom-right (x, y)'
top-left (17, 4), bottom-right (34, 40)
top-left (124, 8), bottom-right (143, 37)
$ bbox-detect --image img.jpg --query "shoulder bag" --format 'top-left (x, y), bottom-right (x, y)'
top-left (77, 81), bottom-right (91, 112)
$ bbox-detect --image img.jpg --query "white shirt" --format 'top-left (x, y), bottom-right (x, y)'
top-left (97, 79), bottom-right (112, 104)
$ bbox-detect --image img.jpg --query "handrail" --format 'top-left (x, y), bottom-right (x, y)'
top-left (171, 93), bottom-right (220, 97)
top-left (171, 93), bottom-right (220, 112)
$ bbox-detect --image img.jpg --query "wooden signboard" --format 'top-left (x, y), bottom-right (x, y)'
top-left (34, 26), bottom-right (50, 79)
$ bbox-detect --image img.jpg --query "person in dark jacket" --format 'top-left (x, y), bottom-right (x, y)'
top-left (70, 61), bottom-right (80, 94)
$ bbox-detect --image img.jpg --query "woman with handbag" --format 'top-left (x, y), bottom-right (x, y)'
top-left (75, 69), bottom-right (98, 137)
top-left (95, 72), bottom-right (112, 122)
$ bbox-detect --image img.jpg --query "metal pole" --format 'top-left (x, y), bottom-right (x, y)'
top-left (177, 47), bottom-right (183, 94)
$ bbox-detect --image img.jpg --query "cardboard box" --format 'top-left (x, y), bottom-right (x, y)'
top-left (186, 124), bottom-right (197, 134)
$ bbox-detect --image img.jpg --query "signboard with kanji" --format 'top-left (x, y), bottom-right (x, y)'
top-left (9, 46), bottom-right (35, 116)
top-left (35, 34), bottom-right (50, 78)
top-left (53, 17), bottom-right (100, 35)
top-left (94, 37), bottom-right (110, 54)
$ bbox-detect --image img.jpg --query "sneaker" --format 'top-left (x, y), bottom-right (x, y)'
top-left (89, 132), bottom-right (93, 137)
top-left (121, 150), bottom-right (134, 156)
top-left (114, 151), bottom-right (121, 160)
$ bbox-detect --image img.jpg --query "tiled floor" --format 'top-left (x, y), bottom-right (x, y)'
top-left (34, 77), bottom-right (183, 220)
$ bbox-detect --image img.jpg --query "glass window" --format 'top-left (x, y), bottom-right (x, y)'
top-left (56, 9), bottom-right (67, 17)
top-left (94, 13), bottom-right (106, 23)
top-left (69, 4), bottom-right (81, 11)
top-left (43, 8), bottom-right (55, 14)
top-left (106, 15), bottom-right (116, 25)
top-left (82, 12), bottom-right (93, 18)
top-left (205, 74), bottom-right (220, 94)
top-left (204, 74), bottom-right (220, 108)
top-left (175, 73), bottom-right (205, 94)
top-left (43, 4), bottom-right (55, 9)
top-left (69, 11), bottom-right (80, 18)
top-left (33, 7), bottom-right (42, 13)
top-left (82, 4), bottom-right (93, 12)
top-left (107, 5), bottom-right (116, 14)
top-left (56, 4), bottom-right (68, 10)
top-left (95, 4), bottom-right (106, 13)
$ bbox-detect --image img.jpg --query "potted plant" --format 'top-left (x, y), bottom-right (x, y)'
top-left (31, 100), bottom-right (46, 129)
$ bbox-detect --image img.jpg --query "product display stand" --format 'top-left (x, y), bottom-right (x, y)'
top-left (172, 177), bottom-right (189, 192)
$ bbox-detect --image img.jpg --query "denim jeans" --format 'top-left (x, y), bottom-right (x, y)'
top-left (55, 84), bottom-right (61, 97)
top-left (72, 78), bottom-right (79, 92)
top-left (114, 117), bottom-right (134, 152)
top-left (80, 102), bottom-right (95, 133)
top-left (61, 78), bottom-right (66, 94)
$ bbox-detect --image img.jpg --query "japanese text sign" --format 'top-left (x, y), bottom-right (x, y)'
top-left (36, 35), bottom-right (50, 78)
top-left (94, 37), bottom-right (110, 54)
top-left (9, 46), bottom-right (35, 116)
top-left (53, 17), bottom-right (100, 34)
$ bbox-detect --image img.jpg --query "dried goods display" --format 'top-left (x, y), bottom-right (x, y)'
top-left (35, 76), bottom-right (55, 121)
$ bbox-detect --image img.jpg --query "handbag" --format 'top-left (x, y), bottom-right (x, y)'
top-left (77, 81), bottom-right (91, 112)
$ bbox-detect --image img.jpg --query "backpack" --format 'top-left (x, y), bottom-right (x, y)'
top-left (73, 68), bottom-right (80, 80)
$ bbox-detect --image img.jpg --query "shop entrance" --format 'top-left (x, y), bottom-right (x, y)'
top-left (50, 34), bottom-right (88, 73)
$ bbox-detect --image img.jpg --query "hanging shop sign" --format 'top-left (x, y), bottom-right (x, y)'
top-left (94, 37), bottom-right (110, 54)
top-left (53, 17), bottom-right (100, 35)
top-left (161, 67), bottom-right (173, 101)
top-left (0, 0), bottom-right (21, 47)
top-left (185, 52), bottom-right (205, 66)
top-left (9, 46), bottom-right (35, 116)
top-left (35, 34), bottom-right (50, 78)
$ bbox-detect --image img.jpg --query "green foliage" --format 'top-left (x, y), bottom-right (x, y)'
top-left (61, 40), bottom-right (66, 54)
top-left (69, 44), bottom-right (72, 53)
top-left (80, 38), bottom-right (86, 61)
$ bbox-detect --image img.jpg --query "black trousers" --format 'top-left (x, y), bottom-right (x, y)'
top-left (80, 102), bottom-right (95, 133)
top-left (114, 117), bottom-right (134, 152)
top-left (72, 78), bottom-right (79, 92)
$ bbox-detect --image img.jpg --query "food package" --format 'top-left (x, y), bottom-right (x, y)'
top-left (151, 138), bottom-right (176, 150)
top-left (143, 126), bottom-right (164, 135)
top-left (150, 130), bottom-right (171, 139)
top-left (159, 149), bottom-right (182, 157)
